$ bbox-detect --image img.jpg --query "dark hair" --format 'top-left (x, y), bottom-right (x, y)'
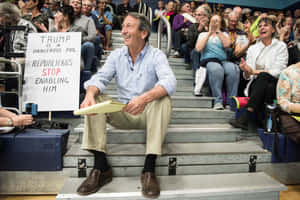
top-left (211, 14), bottom-right (226, 32)
top-left (126, 12), bottom-right (151, 43)
top-left (58, 5), bottom-right (75, 25)
top-left (242, 15), bottom-right (255, 24)
top-left (32, 0), bottom-right (45, 10)
top-left (180, 2), bottom-right (190, 12)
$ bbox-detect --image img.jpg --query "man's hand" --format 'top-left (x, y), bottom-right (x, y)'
top-left (12, 114), bottom-right (34, 126)
top-left (122, 96), bottom-right (147, 115)
top-left (80, 94), bottom-right (96, 115)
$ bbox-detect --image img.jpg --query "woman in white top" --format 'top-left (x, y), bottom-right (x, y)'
top-left (230, 17), bottom-right (288, 130)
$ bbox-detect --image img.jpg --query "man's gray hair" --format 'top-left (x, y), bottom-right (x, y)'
top-left (127, 12), bottom-right (151, 43)
top-left (0, 2), bottom-right (21, 25)
top-left (228, 11), bottom-right (238, 19)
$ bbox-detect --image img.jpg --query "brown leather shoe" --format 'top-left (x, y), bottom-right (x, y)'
top-left (141, 172), bottom-right (160, 199)
top-left (76, 168), bottom-right (112, 196)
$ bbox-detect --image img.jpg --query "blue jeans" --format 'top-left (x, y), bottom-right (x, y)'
top-left (180, 43), bottom-right (190, 63)
top-left (191, 48), bottom-right (201, 70)
top-left (81, 41), bottom-right (95, 71)
top-left (206, 61), bottom-right (240, 104)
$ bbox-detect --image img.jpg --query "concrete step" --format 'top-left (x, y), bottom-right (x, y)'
top-left (171, 108), bottom-right (234, 124)
top-left (63, 141), bottom-right (271, 177)
top-left (73, 124), bottom-right (240, 144)
top-left (56, 172), bottom-right (286, 200)
top-left (0, 171), bottom-right (65, 195)
top-left (2, 163), bottom-right (298, 194)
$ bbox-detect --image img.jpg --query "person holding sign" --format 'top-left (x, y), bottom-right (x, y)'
top-left (77, 13), bottom-right (176, 198)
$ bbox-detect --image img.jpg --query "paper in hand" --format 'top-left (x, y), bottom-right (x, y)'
top-left (73, 100), bottom-right (126, 115)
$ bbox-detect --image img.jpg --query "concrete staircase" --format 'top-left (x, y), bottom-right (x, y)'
top-left (56, 30), bottom-right (287, 199)
top-left (0, 30), bottom-right (290, 198)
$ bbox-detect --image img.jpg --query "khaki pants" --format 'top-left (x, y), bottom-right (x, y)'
top-left (82, 95), bottom-right (172, 155)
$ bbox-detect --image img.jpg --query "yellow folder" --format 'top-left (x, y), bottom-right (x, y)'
top-left (73, 100), bottom-right (126, 115)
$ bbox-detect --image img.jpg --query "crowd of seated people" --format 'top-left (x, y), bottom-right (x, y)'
top-left (0, 1), bottom-right (300, 126)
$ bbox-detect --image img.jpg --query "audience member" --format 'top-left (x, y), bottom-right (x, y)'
top-left (230, 17), bottom-right (288, 130)
top-left (92, 0), bottom-right (112, 50)
top-left (0, 108), bottom-right (34, 127)
top-left (172, 2), bottom-right (194, 57)
top-left (81, 0), bottom-right (102, 63)
top-left (116, 0), bottom-right (131, 29)
top-left (51, 5), bottom-right (82, 33)
top-left (70, 0), bottom-right (97, 71)
top-left (0, 2), bottom-right (37, 54)
top-left (25, 0), bottom-right (50, 32)
top-left (152, 0), bottom-right (165, 32)
top-left (190, 1), bottom-right (197, 16)
top-left (195, 15), bottom-right (239, 109)
top-left (223, 7), bottom-right (232, 24)
top-left (43, 0), bottom-right (59, 19)
top-left (277, 62), bottom-right (300, 114)
top-left (233, 6), bottom-right (244, 30)
top-left (105, 0), bottom-right (116, 15)
top-left (162, 1), bottom-right (175, 27)
top-left (181, 5), bottom-right (210, 71)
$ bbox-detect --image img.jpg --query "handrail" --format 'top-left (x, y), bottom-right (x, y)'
top-left (0, 57), bottom-right (23, 113)
top-left (157, 15), bottom-right (172, 57)
top-left (147, 6), bottom-right (153, 25)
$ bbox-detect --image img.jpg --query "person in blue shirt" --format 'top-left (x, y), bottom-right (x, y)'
top-left (196, 14), bottom-right (240, 110)
top-left (92, 0), bottom-right (113, 50)
top-left (76, 12), bottom-right (176, 198)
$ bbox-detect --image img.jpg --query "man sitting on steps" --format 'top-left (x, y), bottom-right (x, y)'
top-left (77, 12), bottom-right (177, 198)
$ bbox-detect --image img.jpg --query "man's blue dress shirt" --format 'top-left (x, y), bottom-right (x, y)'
top-left (84, 45), bottom-right (177, 103)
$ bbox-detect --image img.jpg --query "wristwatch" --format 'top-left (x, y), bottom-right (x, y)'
top-left (7, 117), bottom-right (13, 126)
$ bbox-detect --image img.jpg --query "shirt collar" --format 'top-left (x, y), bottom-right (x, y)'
top-left (125, 44), bottom-right (149, 58)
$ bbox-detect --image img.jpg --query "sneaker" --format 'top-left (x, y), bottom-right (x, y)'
top-left (173, 51), bottom-right (181, 57)
top-left (213, 103), bottom-right (224, 110)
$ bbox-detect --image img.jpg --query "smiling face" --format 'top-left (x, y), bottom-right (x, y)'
top-left (258, 21), bottom-right (275, 40)
top-left (121, 15), bottom-right (147, 48)
top-left (228, 13), bottom-right (238, 30)
top-left (81, 0), bottom-right (92, 15)
top-left (69, 0), bottom-right (81, 15)
top-left (181, 3), bottom-right (191, 13)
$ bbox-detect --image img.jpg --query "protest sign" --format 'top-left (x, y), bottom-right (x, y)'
top-left (23, 32), bottom-right (81, 111)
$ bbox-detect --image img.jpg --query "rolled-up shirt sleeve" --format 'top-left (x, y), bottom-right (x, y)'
top-left (84, 50), bottom-right (117, 92)
top-left (154, 50), bottom-right (177, 95)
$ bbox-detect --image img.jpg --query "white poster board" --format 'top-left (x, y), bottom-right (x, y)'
top-left (23, 32), bottom-right (81, 111)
